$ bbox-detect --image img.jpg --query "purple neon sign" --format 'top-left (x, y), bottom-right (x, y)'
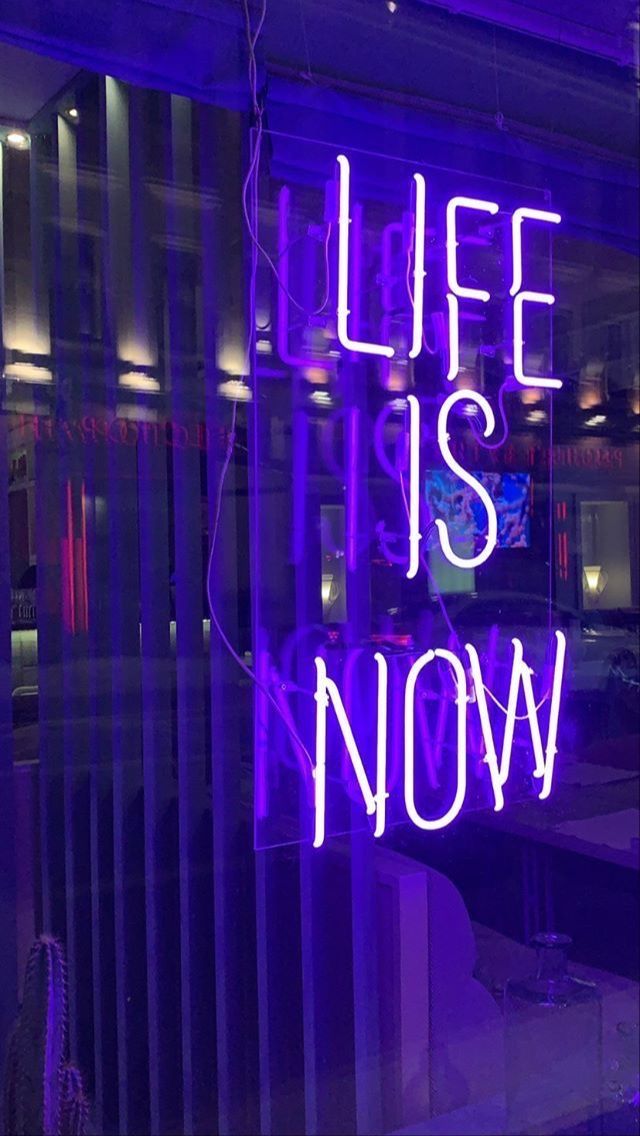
top-left (254, 145), bottom-right (567, 849)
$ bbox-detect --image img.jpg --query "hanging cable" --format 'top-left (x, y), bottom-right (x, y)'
top-left (241, 0), bottom-right (331, 318)
top-left (205, 0), bottom-right (315, 775)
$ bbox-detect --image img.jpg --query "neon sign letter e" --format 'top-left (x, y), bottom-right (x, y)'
top-left (511, 206), bottom-right (562, 389)
top-left (446, 196), bottom-right (499, 381)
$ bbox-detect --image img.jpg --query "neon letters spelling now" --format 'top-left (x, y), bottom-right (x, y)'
top-left (312, 631), bottom-right (566, 848)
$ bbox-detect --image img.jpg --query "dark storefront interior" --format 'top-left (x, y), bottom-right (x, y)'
top-left (0, 2), bottom-right (638, 1134)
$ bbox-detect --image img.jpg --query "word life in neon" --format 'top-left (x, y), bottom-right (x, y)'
top-left (312, 631), bottom-right (567, 848)
top-left (336, 154), bottom-right (562, 383)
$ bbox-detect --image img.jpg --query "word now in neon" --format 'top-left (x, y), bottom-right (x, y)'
top-left (312, 630), bottom-right (566, 848)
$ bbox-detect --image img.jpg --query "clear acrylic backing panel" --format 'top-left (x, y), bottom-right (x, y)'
top-left (250, 129), bottom-right (567, 850)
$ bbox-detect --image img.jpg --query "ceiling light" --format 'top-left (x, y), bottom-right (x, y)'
top-left (119, 370), bottom-right (160, 392)
top-left (3, 362), bottom-right (52, 383)
top-left (218, 378), bottom-right (252, 402)
top-left (5, 131), bottom-right (29, 150)
top-left (526, 409), bottom-right (547, 424)
top-left (386, 0), bottom-right (398, 11)
top-left (310, 390), bottom-right (332, 407)
top-left (390, 397), bottom-right (408, 413)
top-left (67, 107), bottom-right (79, 120)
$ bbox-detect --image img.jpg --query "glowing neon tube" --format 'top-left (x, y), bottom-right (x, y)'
top-left (536, 630), bottom-right (566, 800)
top-left (465, 629), bottom-right (567, 810)
top-left (445, 196), bottom-right (499, 380)
top-left (446, 195), bottom-right (499, 300)
top-left (404, 649), bottom-right (468, 830)
top-left (510, 206), bottom-right (561, 297)
top-left (373, 651), bottom-right (389, 837)
top-left (313, 653), bottom-right (388, 847)
top-left (435, 390), bottom-right (498, 569)
top-left (409, 173), bottom-right (426, 360)
top-left (406, 394), bottom-right (421, 579)
top-left (513, 291), bottom-right (562, 389)
top-left (465, 642), bottom-right (504, 811)
top-left (336, 154), bottom-right (394, 358)
top-left (446, 293), bottom-right (459, 382)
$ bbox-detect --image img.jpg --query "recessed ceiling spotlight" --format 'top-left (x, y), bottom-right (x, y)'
top-left (67, 107), bottom-right (79, 121)
top-left (5, 130), bottom-right (29, 150)
top-left (310, 390), bottom-right (332, 407)
top-left (386, 0), bottom-right (398, 12)
top-left (218, 377), bottom-right (252, 402)
top-left (390, 397), bottom-right (408, 413)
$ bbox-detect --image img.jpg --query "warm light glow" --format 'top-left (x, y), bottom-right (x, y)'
top-left (3, 362), bottom-right (52, 383)
top-left (310, 390), bottom-right (332, 407)
top-left (218, 378), bottom-right (252, 401)
top-left (218, 341), bottom-right (247, 377)
top-left (409, 173), bottom-right (426, 359)
top-left (6, 131), bottom-right (29, 149)
top-left (119, 370), bottom-right (160, 392)
top-left (321, 575), bottom-right (335, 605)
top-left (578, 368), bottom-right (605, 410)
top-left (513, 291), bottom-right (562, 389)
top-left (336, 155), bottom-right (394, 358)
top-left (434, 390), bottom-right (498, 569)
top-left (583, 565), bottom-right (604, 595)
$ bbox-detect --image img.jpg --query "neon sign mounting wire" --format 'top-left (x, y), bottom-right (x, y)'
top-left (241, 0), bottom-right (331, 321)
top-left (206, 402), bottom-right (315, 774)
top-left (469, 381), bottom-right (510, 450)
top-left (207, 0), bottom-right (316, 776)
